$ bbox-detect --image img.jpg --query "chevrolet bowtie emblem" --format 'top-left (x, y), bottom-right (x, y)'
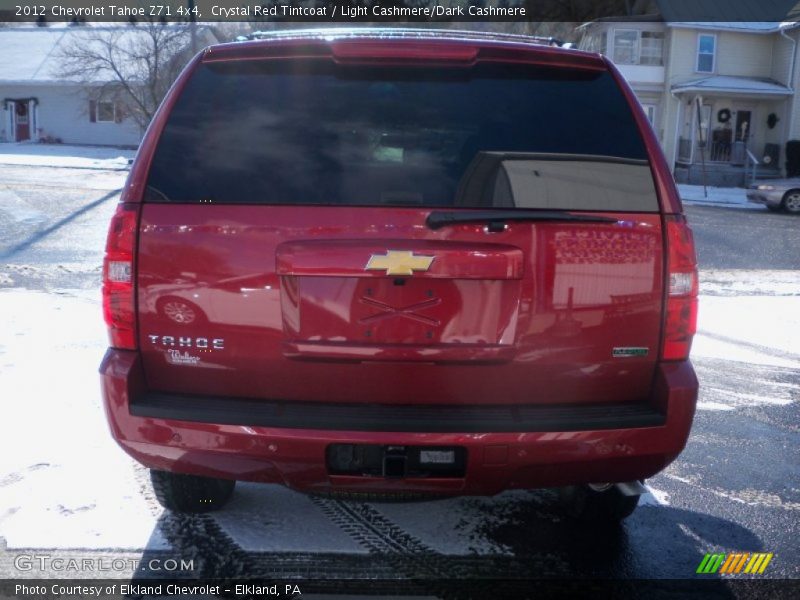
top-left (365, 251), bottom-right (435, 276)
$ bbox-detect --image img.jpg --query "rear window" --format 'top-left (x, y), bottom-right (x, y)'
top-left (146, 60), bottom-right (658, 211)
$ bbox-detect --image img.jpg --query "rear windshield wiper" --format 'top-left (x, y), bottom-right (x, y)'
top-left (426, 210), bottom-right (619, 231)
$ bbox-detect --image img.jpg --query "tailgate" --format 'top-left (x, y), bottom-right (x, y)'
top-left (137, 205), bottom-right (663, 406)
top-left (134, 49), bottom-right (665, 408)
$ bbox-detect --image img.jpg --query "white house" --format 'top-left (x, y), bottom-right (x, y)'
top-left (0, 24), bottom-right (216, 147)
top-left (578, 19), bottom-right (800, 185)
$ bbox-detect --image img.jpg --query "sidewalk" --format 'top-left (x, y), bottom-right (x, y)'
top-left (0, 142), bottom-right (135, 170)
top-left (677, 183), bottom-right (762, 210)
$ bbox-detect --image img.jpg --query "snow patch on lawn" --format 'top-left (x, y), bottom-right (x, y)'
top-left (0, 288), bottom-right (166, 550)
top-left (678, 184), bottom-right (759, 209)
top-left (0, 143), bottom-right (135, 170)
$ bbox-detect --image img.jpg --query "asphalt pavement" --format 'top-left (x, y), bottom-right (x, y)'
top-left (0, 163), bottom-right (797, 595)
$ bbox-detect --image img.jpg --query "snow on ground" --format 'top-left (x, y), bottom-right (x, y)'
top-left (678, 184), bottom-right (761, 209)
top-left (372, 492), bottom-right (527, 555)
top-left (700, 269), bottom-right (800, 297)
top-left (0, 143), bottom-right (135, 170)
top-left (639, 485), bottom-right (670, 507)
top-left (691, 295), bottom-right (800, 370)
top-left (0, 187), bottom-right (49, 227)
top-left (0, 288), bottom-right (166, 550)
top-left (214, 484), bottom-right (364, 554)
top-left (691, 269), bottom-right (800, 371)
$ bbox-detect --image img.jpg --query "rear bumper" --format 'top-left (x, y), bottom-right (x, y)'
top-left (100, 349), bottom-right (698, 495)
top-left (746, 190), bottom-right (783, 207)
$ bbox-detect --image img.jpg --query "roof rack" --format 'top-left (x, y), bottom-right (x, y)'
top-left (237, 27), bottom-right (565, 47)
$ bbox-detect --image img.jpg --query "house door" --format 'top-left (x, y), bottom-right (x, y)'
top-left (731, 107), bottom-right (753, 165)
top-left (14, 102), bottom-right (30, 141)
top-left (735, 109), bottom-right (753, 143)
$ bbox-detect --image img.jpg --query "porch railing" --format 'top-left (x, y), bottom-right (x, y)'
top-left (679, 139), bottom-right (750, 165)
top-left (746, 150), bottom-right (759, 186)
top-left (709, 141), bottom-right (732, 162)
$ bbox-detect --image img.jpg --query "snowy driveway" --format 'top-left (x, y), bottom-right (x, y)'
top-left (0, 162), bottom-right (798, 587)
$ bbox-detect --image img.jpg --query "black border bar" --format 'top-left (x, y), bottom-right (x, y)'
top-left (130, 392), bottom-right (665, 432)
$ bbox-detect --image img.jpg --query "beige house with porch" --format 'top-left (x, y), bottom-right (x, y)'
top-left (578, 20), bottom-right (800, 186)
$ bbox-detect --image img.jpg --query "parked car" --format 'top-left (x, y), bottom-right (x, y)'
top-left (747, 179), bottom-right (800, 213)
top-left (100, 29), bottom-right (699, 522)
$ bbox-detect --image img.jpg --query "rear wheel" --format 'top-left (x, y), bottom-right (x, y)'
top-left (150, 470), bottom-right (235, 513)
top-left (559, 484), bottom-right (640, 523)
top-left (782, 190), bottom-right (800, 214)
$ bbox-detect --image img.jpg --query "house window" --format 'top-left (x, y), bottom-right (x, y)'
top-left (613, 30), bottom-right (639, 64)
top-left (640, 32), bottom-right (664, 65)
top-left (697, 34), bottom-right (716, 73)
top-left (95, 101), bottom-right (115, 123)
top-left (642, 104), bottom-right (657, 126)
top-left (613, 30), bottom-right (664, 66)
top-left (582, 32), bottom-right (607, 54)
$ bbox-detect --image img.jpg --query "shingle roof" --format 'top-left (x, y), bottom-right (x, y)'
top-left (0, 27), bottom-right (69, 83)
top-left (667, 21), bottom-right (797, 33)
top-left (671, 75), bottom-right (793, 95)
top-left (656, 0), bottom-right (800, 22)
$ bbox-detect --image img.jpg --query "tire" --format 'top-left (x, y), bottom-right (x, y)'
top-left (150, 469), bottom-right (235, 513)
top-left (781, 190), bottom-right (800, 214)
top-left (559, 484), bottom-right (640, 523)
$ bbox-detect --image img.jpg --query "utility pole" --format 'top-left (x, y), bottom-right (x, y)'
top-left (188, 0), bottom-right (197, 54)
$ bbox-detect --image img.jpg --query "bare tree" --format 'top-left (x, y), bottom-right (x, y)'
top-left (56, 21), bottom-right (195, 130)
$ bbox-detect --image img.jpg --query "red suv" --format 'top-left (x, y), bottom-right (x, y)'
top-left (100, 29), bottom-right (698, 522)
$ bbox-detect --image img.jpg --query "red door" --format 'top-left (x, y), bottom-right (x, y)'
top-left (15, 102), bottom-right (30, 141)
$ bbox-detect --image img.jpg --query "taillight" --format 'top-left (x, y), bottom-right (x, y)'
top-left (102, 203), bottom-right (139, 349)
top-left (662, 215), bottom-right (698, 361)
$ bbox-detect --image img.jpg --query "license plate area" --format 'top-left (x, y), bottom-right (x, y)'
top-left (280, 276), bottom-right (520, 346)
top-left (327, 444), bottom-right (467, 478)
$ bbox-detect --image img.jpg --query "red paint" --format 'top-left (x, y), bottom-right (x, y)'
top-left (203, 33), bottom-right (606, 72)
top-left (100, 30), bottom-right (699, 494)
top-left (100, 349), bottom-right (697, 494)
top-left (136, 205), bottom-right (664, 404)
top-left (276, 240), bottom-right (524, 279)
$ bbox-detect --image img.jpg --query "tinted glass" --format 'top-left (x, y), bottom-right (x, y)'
top-left (146, 60), bottom-right (657, 210)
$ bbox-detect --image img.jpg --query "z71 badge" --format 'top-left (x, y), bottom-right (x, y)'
top-left (612, 347), bottom-right (649, 358)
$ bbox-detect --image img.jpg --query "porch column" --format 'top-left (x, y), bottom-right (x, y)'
top-left (3, 101), bottom-right (13, 142)
top-left (28, 99), bottom-right (38, 142)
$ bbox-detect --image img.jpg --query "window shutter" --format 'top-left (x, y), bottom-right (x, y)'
top-left (89, 100), bottom-right (96, 123)
top-left (115, 103), bottom-right (123, 123)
